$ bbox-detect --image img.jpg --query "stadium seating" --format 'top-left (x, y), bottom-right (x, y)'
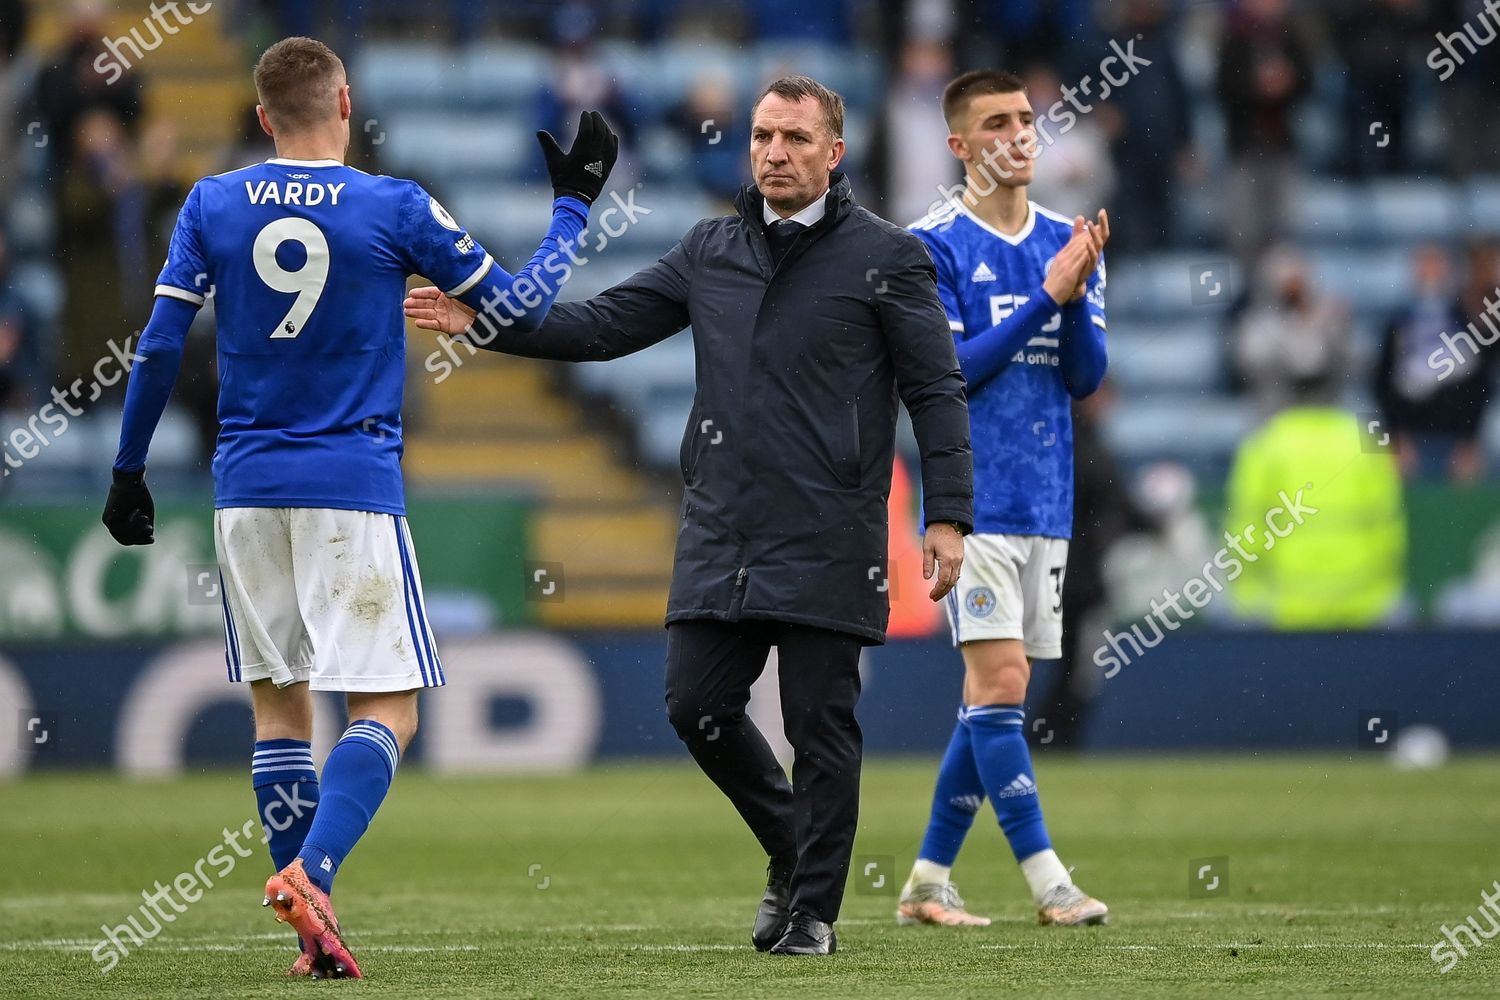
top-left (9, 5), bottom-right (1500, 624)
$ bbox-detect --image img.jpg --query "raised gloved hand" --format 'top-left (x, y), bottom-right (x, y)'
top-left (537, 110), bottom-right (620, 206)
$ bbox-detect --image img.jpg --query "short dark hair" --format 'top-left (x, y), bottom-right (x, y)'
top-left (253, 37), bottom-right (346, 133)
top-left (941, 70), bottom-right (1025, 127)
top-left (755, 75), bottom-right (845, 138)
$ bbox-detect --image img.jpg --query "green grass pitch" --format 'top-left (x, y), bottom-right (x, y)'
top-left (3, 756), bottom-right (1498, 998)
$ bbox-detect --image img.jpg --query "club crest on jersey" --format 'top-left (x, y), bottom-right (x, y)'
top-left (971, 261), bottom-right (996, 282)
top-left (429, 197), bottom-right (462, 232)
top-left (965, 587), bottom-right (998, 618)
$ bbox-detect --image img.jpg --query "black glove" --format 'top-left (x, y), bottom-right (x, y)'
top-left (537, 110), bottom-right (619, 206)
top-left (103, 468), bottom-right (155, 546)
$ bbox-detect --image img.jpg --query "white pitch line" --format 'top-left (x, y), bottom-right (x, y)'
top-left (980, 943), bottom-right (1431, 951)
top-left (1159, 906), bottom-right (1409, 918)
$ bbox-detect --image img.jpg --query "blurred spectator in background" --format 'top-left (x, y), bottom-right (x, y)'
top-left (258, 0), bottom-right (324, 39)
top-left (0, 231), bottom-right (29, 410)
top-left (1100, 0), bottom-right (1194, 252)
top-left (252, 0), bottom-right (306, 40)
top-left (32, 1), bottom-right (151, 393)
top-left (744, 0), bottom-right (856, 44)
top-left (155, 113), bottom-right (216, 472)
top-left (35, 2), bottom-right (143, 183)
top-left (956, 0), bottom-right (1097, 77)
top-left (257, 0), bottom-right (486, 50)
top-left (1020, 63), bottom-right (1115, 221)
top-left (1102, 461), bottom-right (1217, 642)
top-left (0, 0), bottom-right (25, 57)
top-left (671, 72), bottom-right (748, 206)
top-left (537, 4), bottom-right (637, 166)
top-left (1377, 242), bottom-right (1499, 483)
top-left (0, 0), bottom-right (29, 195)
top-left (1232, 245), bottom-right (1352, 420)
top-left (880, 37), bottom-right (956, 225)
top-left (1435, 0), bottom-right (1500, 177)
top-left (1225, 382), bottom-right (1407, 629)
top-left (1037, 381), bottom-right (1143, 748)
top-left (219, 104), bottom-right (278, 174)
top-left (1215, 0), bottom-right (1312, 266)
top-left (56, 110), bottom-right (151, 383)
top-left (629, 0), bottom-right (741, 43)
top-left (1328, 0), bottom-right (1431, 177)
top-left (1435, 522), bottom-right (1500, 625)
top-left (139, 118), bottom-right (186, 262)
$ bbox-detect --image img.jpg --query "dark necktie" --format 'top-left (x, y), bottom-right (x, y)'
top-left (765, 218), bottom-right (804, 269)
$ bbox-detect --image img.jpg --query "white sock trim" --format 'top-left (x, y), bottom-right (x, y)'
top-left (1019, 848), bottom-right (1070, 903)
top-left (905, 858), bottom-right (952, 894)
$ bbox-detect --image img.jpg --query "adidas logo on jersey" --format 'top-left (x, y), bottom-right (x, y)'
top-left (949, 793), bottom-right (984, 814)
top-left (997, 773), bottom-right (1037, 798)
top-left (971, 261), bottom-right (996, 283)
top-left (584, 161), bottom-right (605, 178)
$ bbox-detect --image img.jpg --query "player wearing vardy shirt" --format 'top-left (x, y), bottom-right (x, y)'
top-left (896, 70), bottom-right (1110, 929)
top-left (100, 38), bottom-right (618, 978)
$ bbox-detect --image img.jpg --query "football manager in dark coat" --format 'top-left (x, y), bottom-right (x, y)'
top-left (405, 76), bottom-right (973, 955)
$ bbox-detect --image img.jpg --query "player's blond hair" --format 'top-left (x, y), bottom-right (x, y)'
top-left (253, 37), bottom-right (346, 133)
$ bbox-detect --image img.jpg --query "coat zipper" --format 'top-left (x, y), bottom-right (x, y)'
top-left (729, 566), bottom-right (748, 619)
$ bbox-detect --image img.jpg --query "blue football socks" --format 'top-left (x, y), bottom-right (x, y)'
top-left (296, 720), bottom-right (401, 894)
top-left (967, 705), bottom-right (1053, 862)
top-left (252, 739), bottom-right (319, 871)
top-left (915, 709), bottom-right (987, 865)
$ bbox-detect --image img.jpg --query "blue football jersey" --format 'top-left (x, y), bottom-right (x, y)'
top-left (909, 199), bottom-right (1107, 538)
top-left (156, 158), bottom-right (496, 515)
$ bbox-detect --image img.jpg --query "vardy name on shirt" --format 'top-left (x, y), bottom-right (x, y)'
top-left (245, 180), bottom-right (347, 207)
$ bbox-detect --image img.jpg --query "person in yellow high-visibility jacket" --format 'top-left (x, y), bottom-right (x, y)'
top-left (1226, 404), bottom-right (1406, 629)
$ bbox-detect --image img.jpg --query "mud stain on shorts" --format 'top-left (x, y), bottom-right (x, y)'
top-left (349, 570), bottom-right (396, 628)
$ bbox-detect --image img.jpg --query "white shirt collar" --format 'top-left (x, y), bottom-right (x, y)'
top-left (763, 188), bottom-right (829, 227)
top-left (266, 158), bottom-right (345, 167)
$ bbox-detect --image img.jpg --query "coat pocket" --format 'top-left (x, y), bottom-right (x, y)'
top-left (836, 398), bottom-right (862, 487)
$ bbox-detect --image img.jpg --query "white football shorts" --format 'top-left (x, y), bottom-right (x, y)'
top-left (213, 507), bottom-right (445, 692)
top-left (943, 532), bottom-right (1069, 659)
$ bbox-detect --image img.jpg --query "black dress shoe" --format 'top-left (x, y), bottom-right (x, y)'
top-left (768, 911), bottom-right (836, 955)
top-left (751, 857), bottom-right (794, 951)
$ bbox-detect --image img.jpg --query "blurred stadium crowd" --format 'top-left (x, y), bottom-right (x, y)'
top-left (3, 0), bottom-right (1500, 633)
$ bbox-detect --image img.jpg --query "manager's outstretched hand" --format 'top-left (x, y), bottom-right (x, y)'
top-left (405, 286), bottom-right (478, 335)
top-left (538, 110), bottom-right (619, 206)
top-left (923, 522), bottom-right (965, 601)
